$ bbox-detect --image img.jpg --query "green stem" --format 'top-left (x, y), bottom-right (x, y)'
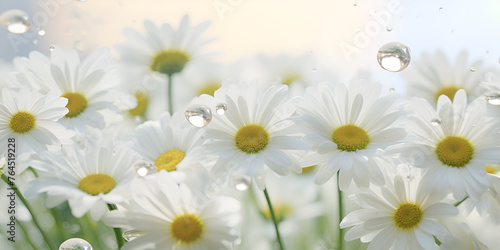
top-left (107, 203), bottom-right (125, 249)
top-left (263, 189), bottom-right (284, 250)
top-left (16, 218), bottom-right (37, 249)
top-left (167, 73), bottom-right (174, 114)
top-left (1, 174), bottom-right (55, 249)
top-left (337, 173), bottom-right (344, 250)
top-left (454, 195), bottom-right (469, 207)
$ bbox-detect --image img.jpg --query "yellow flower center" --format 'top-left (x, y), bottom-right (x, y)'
top-left (128, 91), bottom-right (149, 117)
top-left (331, 124), bottom-right (370, 152)
top-left (197, 82), bottom-right (221, 96)
top-left (234, 124), bottom-right (269, 154)
top-left (282, 74), bottom-right (300, 86)
top-left (150, 50), bottom-right (190, 75)
top-left (435, 86), bottom-right (462, 102)
top-left (9, 111), bottom-right (36, 134)
top-left (262, 205), bottom-right (292, 222)
top-left (155, 149), bottom-right (185, 172)
top-left (485, 165), bottom-right (500, 175)
top-left (62, 92), bottom-right (88, 118)
top-left (170, 213), bottom-right (204, 244)
top-left (78, 174), bottom-right (116, 196)
top-left (393, 202), bottom-right (423, 230)
top-left (300, 165), bottom-right (317, 174)
top-left (435, 136), bottom-right (474, 168)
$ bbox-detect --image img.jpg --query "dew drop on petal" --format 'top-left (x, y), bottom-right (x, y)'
top-left (386, 26), bottom-right (393, 32)
top-left (122, 229), bottom-right (145, 242)
top-left (185, 104), bottom-right (212, 127)
top-left (232, 174), bottom-right (251, 191)
top-left (59, 238), bottom-right (93, 250)
top-left (439, 7), bottom-right (443, 12)
top-left (389, 88), bottom-right (395, 93)
top-left (0, 9), bottom-right (32, 34)
top-left (353, 2), bottom-right (358, 6)
top-left (312, 68), bottom-right (317, 72)
top-left (484, 90), bottom-right (500, 105)
top-left (430, 118), bottom-right (442, 126)
top-left (215, 103), bottom-right (227, 115)
top-left (37, 27), bottom-right (46, 36)
top-left (377, 42), bottom-right (411, 72)
top-left (133, 160), bottom-right (156, 177)
top-left (469, 66), bottom-right (477, 72)
top-left (49, 45), bottom-right (56, 51)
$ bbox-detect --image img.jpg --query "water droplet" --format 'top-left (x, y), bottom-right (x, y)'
top-left (32, 39), bottom-right (38, 45)
top-left (484, 90), bottom-right (500, 105)
top-left (430, 118), bottom-right (442, 126)
top-left (312, 68), bottom-right (317, 72)
top-left (185, 105), bottom-right (212, 127)
top-left (215, 103), bottom-right (227, 115)
top-left (49, 45), bottom-right (55, 51)
top-left (122, 229), bottom-right (145, 242)
top-left (469, 66), bottom-right (477, 72)
top-left (0, 9), bottom-right (32, 34)
top-left (389, 88), bottom-right (395, 93)
top-left (386, 26), bottom-right (393, 32)
top-left (377, 42), bottom-right (411, 72)
top-left (133, 160), bottom-right (156, 177)
top-left (353, 2), bottom-right (358, 6)
top-left (37, 27), bottom-right (46, 36)
top-left (232, 175), bottom-right (251, 191)
top-left (59, 238), bottom-right (93, 250)
top-left (439, 7), bottom-right (443, 12)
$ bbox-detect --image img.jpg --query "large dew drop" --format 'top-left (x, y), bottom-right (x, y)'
top-left (122, 229), bottom-right (145, 242)
top-left (377, 42), bottom-right (411, 72)
top-left (232, 174), bottom-right (251, 191)
top-left (133, 160), bottom-right (157, 177)
top-left (59, 238), bottom-right (93, 250)
top-left (484, 90), bottom-right (500, 105)
top-left (0, 10), bottom-right (32, 34)
top-left (185, 104), bottom-right (212, 127)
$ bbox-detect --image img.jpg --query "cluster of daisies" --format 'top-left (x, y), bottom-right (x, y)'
top-left (1, 14), bottom-right (500, 250)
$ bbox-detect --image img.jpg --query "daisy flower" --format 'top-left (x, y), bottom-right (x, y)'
top-left (403, 50), bottom-right (483, 104)
top-left (101, 171), bottom-right (241, 250)
top-left (440, 221), bottom-right (488, 250)
top-left (25, 131), bottom-right (140, 220)
top-left (197, 80), bottom-right (310, 179)
top-left (460, 172), bottom-right (500, 224)
top-left (0, 86), bottom-right (73, 171)
top-left (395, 90), bottom-right (500, 198)
top-left (11, 46), bottom-right (134, 134)
top-left (295, 79), bottom-right (406, 189)
top-left (340, 175), bottom-right (458, 250)
top-left (116, 15), bottom-right (212, 77)
top-left (134, 111), bottom-right (209, 173)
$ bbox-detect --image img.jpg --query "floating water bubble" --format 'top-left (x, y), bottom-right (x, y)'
top-left (37, 27), bottom-right (46, 36)
top-left (377, 42), bottom-right (411, 72)
top-left (484, 91), bottom-right (500, 105)
top-left (353, 2), bottom-right (358, 6)
top-left (439, 7), bottom-right (443, 12)
top-left (215, 103), bottom-right (227, 115)
top-left (389, 88), bottom-right (395, 93)
top-left (232, 175), bottom-right (251, 191)
top-left (185, 105), bottom-right (212, 127)
top-left (59, 238), bottom-right (93, 250)
top-left (133, 160), bottom-right (156, 177)
top-left (430, 118), bottom-right (442, 126)
top-left (312, 68), bottom-right (317, 72)
top-left (469, 66), bottom-right (477, 72)
top-left (0, 9), bottom-right (32, 34)
top-left (49, 45), bottom-right (56, 51)
top-left (122, 229), bottom-right (145, 242)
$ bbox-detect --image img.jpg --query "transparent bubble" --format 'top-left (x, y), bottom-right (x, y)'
top-left (377, 42), bottom-right (411, 72)
top-left (232, 174), bottom-right (251, 191)
top-left (37, 27), bottom-right (46, 36)
top-left (133, 160), bottom-right (156, 177)
top-left (59, 238), bottom-right (93, 250)
top-left (215, 103), bottom-right (227, 116)
top-left (484, 90), bottom-right (500, 105)
top-left (185, 105), bottom-right (212, 127)
top-left (49, 45), bottom-right (56, 51)
top-left (0, 9), bottom-right (32, 34)
top-left (122, 229), bottom-right (145, 242)
top-left (389, 88), bottom-right (395, 93)
top-left (430, 118), bottom-right (442, 126)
